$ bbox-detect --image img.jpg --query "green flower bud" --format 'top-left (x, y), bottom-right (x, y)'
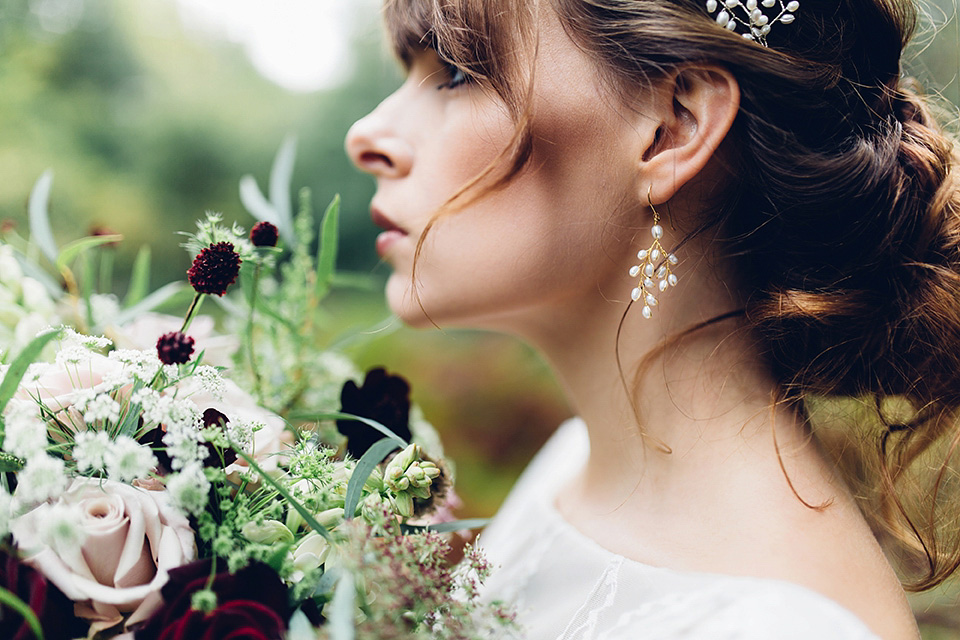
top-left (240, 520), bottom-right (294, 545)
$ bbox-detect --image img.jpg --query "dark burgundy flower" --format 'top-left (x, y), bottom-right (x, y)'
top-left (187, 242), bottom-right (241, 296)
top-left (156, 331), bottom-right (195, 365)
top-left (134, 560), bottom-right (290, 640)
top-left (338, 368), bottom-right (412, 458)
top-left (249, 222), bottom-right (279, 248)
top-left (141, 408), bottom-right (237, 472)
top-left (0, 548), bottom-right (85, 640)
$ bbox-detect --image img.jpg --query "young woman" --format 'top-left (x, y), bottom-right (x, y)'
top-left (346, 0), bottom-right (960, 637)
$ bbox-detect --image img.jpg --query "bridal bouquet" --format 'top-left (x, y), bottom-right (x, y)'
top-left (0, 141), bottom-right (517, 639)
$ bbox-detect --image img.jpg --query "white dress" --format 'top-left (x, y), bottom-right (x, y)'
top-left (479, 418), bottom-right (881, 640)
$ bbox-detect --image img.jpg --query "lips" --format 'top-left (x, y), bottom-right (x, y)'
top-left (371, 207), bottom-right (408, 258)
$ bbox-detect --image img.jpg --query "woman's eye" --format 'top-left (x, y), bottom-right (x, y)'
top-left (437, 62), bottom-right (469, 90)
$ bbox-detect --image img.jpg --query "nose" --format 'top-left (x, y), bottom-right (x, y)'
top-left (345, 104), bottom-right (413, 179)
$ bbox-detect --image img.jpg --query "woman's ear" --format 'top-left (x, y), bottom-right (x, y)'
top-left (637, 66), bottom-right (740, 204)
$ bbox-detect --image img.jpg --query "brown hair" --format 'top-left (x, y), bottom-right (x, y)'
top-left (383, 0), bottom-right (960, 590)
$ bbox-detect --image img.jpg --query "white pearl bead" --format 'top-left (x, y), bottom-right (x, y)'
top-left (643, 263), bottom-right (655, 278)
top-left (646, 294), bottom-right (657, 307)
top-left (780, 13), bottom-right (794, 23)
top-left (668, 254), bottom-right (678, 264)
top-left (743, 32), bottom-right (754, 39)
top-left (651, 225), bottom-right (663, 239)
top-left (642, 305), bottom-right (652, 319)
top-left (725, 20), bottom-right (738, 30)
top-left (724, 0), bottom-right (738, 7)
top-left (629, 265), bottom-right (640, 277)
top-left (716, 10), bottom-right (730, 26)
top-left (651, 248), bottom-right (661, 261)
top-left (750, 7), bottom-right (762, 21)
top-left (706, 0), bottom-right (718, 12)
top-left (756, 14), bottom-right (768, 25)
top-left (746, 0), bottom-right (757, 9)
top-left (760, 24), bottom-right (771, 34)
top-left (786, 0), bottom-right (799, 10)
top-left (637, 249), bottom-right (648, 260)
top-left (631, 287), bottom-right (641, 301)
top-left (657, 266), bottom-right (667, 279)
top-left (762, 0), bottom-right (776, 6)
top-left (659, 279), bottom-right (669, 292)
top-left (668, 274), bottom-right (678, 287)
top-left (644, 277), bottom-right (655, 289)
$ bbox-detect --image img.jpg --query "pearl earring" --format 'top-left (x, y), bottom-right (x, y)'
top-left (628, 190), bottom-right (678, 319)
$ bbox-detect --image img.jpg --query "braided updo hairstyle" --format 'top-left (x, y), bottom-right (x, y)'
top-left (385, 0), bottom-right (960, 590)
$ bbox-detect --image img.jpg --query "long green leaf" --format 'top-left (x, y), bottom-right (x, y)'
top-left (269, 135), bottom-right (298, 247)
top-left (114, 282), bottom-right (189, 326)
top-left (55, 234), bottom-right (123, 272)
top-left (233, 450), bottom-right (334, 542)
top-left (0, 328), bottom-right (62, 444)
top-left (289, 412), bottom-right (408, 448)
top-left (28, 171), bottom-right (57, 263)
top-left (314, 194), bottom-right (340, 300)
top-left (344, 438), bottom-right (399, 521)
top-left (400, 518), bottom-right (490, 535)
top-left (328, 572), bottom-right (356, 640)
top-left (239, 175), bottom-right (278, 225)
top-left (0, 586), bottom-right (45, 640)
top-left (124, 245), bottom-right (151, 306)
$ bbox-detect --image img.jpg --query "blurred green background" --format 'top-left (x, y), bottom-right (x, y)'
top-left (1, 0), bottom-right (958, 634)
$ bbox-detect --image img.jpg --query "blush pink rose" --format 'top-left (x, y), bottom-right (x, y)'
top-left (10, 478), bottom-right (196, 632)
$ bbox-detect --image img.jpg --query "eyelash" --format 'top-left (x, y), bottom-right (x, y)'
top-left (437, 62), bottom-right (469, 90)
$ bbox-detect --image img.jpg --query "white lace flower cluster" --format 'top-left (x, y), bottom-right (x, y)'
top-left (705, 0), bottom-right (799, 45)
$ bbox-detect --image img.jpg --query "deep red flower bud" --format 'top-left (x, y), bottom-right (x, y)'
top-left (187, 242), bottom-right (241, 296)
top-left (156, 331), bottom-right (195, 365)
top-left (250, 221), bottom-right (279, 248)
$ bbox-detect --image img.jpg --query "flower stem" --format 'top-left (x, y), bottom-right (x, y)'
top-left (246, 263), bottom-right (263, 401)
top-left (180, 293), bottom-right (205, 334)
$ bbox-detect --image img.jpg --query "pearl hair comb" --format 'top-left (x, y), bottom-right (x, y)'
top-left (705, 0), bottom-right (800, 46)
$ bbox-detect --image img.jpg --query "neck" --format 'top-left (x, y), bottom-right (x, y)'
top-left (514, 289), bottom-right (824, 511)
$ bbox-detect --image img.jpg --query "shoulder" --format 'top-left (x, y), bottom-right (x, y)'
top-left (595, 578), bottom-right (881, 640)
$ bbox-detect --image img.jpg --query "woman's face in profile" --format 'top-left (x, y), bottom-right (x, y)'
top-left (346, 12), bottom-right (651, 334)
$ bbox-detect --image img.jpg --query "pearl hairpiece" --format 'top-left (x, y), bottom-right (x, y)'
top-left (705, 0), bottom-right (799, 46)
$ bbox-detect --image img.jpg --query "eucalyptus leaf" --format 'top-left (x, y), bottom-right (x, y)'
top-left (124, 245), bottom-right (151, 306)
top-left (55, 234), bottom-right (123, 272)
top-left (289, 412), bottom-right (408, 448)
top-left (239, 175), bottom-right (279, 225)
top-left (269, 135), bottom-right (298, 247)
top-left (28, 170), bottom-right (57, 264)
top-left (0, 328), bottom-right (62, 444)
top-left (315, 195), bottom-right (340, 300)
top-left (328, 572), bottom-right (356, 640)
top-left (400, 518), bottom-right (490, 534)
top-left (344, 438), bottom-right (400, 520)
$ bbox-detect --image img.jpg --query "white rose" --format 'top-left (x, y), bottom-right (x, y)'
top-left (110, 312), bottom-right (239, 368)
top-left (180, 376), bottom-right (291, 475)
top-left (10, 478), bottom-right (196, 631)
